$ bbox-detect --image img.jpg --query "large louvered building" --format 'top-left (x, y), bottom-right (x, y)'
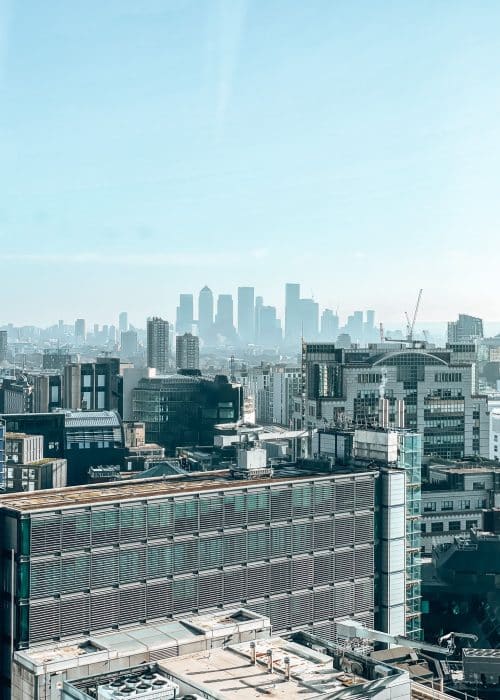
top-left (0, 464), bottom-right (377, 698)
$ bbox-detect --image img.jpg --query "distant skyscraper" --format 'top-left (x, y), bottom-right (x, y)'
top-left (176, 332), bottom-right (200, 370)
top-left (448, 314), bottom-right (484, 343)
top-left (176, 293), bottom-right (194, 334)
top-left (198, 286), bottom-right (214, 342)
top-left (259, 306), bottom-right (282, 347)
top-left (298, 298), bottom-right (319, 340)
top-left (74, 319), bottom-right (86, 344)
top-left (119, 312), bottom-right (128, 333)
top-left (285, 283), bottom-right (301, 345)
top-left (255, 296), bottom-right (264, 342)
top-left (147, 317), bottom-right (170, 373)
top-left (237, 286), bottom-right (255, 344)
top-left (121, 329), bottom-right (138, 357)
top-left (0, 331), bottom-right (7, 363)
top-left (321, 309), bottom-right (339, 340)
top-left (215, 294), bottom-right (235, 338)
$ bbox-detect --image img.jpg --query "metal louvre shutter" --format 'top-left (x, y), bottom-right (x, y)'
top-left (312, 620), bottom-right (336, 643)
top-left (334, 515), bottom-right (354, 548)
top-left (120, 546), bottom-right (147, 584)
top-left (354, 579), bottom-right (374, 614)
top-left (270, 487), bottom-right (292, 522)
top-left (270, 595), bottom-right (291, 631)
top-left (313, 518), bottom-right (334, 551)
top-left (199, 571), bottom-right (223, 609)
top-left (334, 582), bottom-right (354, 617)
top-left (355, 480), bottom-right (374, 510)
top-left (292, 484), bottom-right (313, 518)
top-left (223, 567), bottom-right (247, 603)
top-left (199, 536), bottom-right (222, 570)
top-left (247, 563), bottom-right (270, 600)
top-left (173, 576), bottom-right (198, 613)
top-left (291, 591), bottom-right (313, 626)
top-left (91, 589), bottom-right (119, 630)
top-left (120, 584), bottom-right (146, 624)
top-left (120, 504), bottom-right (147, 542)
top-left (91, 508), bottom-right (119, 546)
top-left (61, 554), bottom-right (90, 594)
top-left (313, 553), bottom-right (333, 586)
top-left (354, 546), bottom-right (374, 578)
top-left (270, 559), bottom-right (291, 594)
top-left (247, 490), bottom-right (270, 525)
top-left (29, 599), bottom-right (59, 642)
top-left (292, 522), bottom-right (313, 555)
top-left (355, 611), bottom-right (374, 629)
top-left (199, 496), bottom-right (223, 531)
top-left (335, 482), bottom-right (355, 512)
top-left (31, 515), bottom-right (61, 555)
top-left (314, 482), bottom-right (334, 515)
top-left (61, 594), bottom-right (90, 636)
top-left (355, 514), bottom-right (374, 544)
top-left (313, 587), bottom-right (333, 621)
top-left (247, 528), bottom-right (270, 562)
top-left (271, 525), bottom-right (292, 557)
top-left (147, 501), bottom-right (173, 540)
top-left (62, 511), bottom-right (91, 550)
top-left (174, 499), bottom-right (199, 535)
top-left (92, 549), bottom-right (119, 588)
top-left (30, 558), bottom-right (61, 598)
top-left (173, 538), bottom-right (199, 574)
top-left (223, 531), bottom-right (247, 565)
top-left (146, 579), bottom-right (172, 619)
top-left (291, 555), bottom-right (314, 590)
top-left (247, 599), bottom-right (270, 619)
top-left (148, 543), bottom-right (173, 579)
top-left (334, 549), bottom-right (354, 582)
top-left (224, 492), bottom-right (246, 528)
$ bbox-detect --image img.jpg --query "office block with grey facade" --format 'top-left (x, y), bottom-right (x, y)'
top-left (297, 342), bottom-right (489, 459)
top-left (175, 332), bottom-right (199, 370)
top-left (0, 465), bottom-right (376, 698)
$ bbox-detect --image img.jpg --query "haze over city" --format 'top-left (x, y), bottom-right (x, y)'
top-left (1, 1), bottom-right (500, 323)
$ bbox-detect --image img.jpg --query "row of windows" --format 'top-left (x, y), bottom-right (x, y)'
top-left (434, 373), bottom-right (463, 383)
top-left (423, 499), bottom-right (486, 512)
top-left (421, 520), bottom-right (478, 534)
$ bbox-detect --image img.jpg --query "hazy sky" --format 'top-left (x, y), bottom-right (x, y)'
top-left (1, 0), bottom-right (499, 326)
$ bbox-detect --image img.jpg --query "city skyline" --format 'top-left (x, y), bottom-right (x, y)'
top-left (1, 2), bottom-right (499, 322)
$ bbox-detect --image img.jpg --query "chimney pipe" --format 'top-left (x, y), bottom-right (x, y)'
top-left (395, 399), bottom-right (405, 429)
top-left (267, 649), bottom-right (274, 673)
top-left (250, 641), bottom-right (256, 665)
top-left (378, 398), bottom-right (389, 429)
top-left (284, 656), bottom-right (291, 681)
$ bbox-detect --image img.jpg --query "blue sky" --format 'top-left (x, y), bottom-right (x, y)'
top-left (1, 0), bottom-right (499, 326)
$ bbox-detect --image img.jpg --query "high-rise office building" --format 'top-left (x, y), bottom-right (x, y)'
top-left (259, 306), bottom-right (282, 347)
top-left (448, 314), bottom-right (484, 343)
top-left (147, 317), bottom-right (170, 373)
top-left (237, 287), bottom-right (255, 344)
top-left (121, 329), bottom-right (138, 357)
top-left (0, 330), bottom-right (7, 363)
top-left (198, 286), bottom-right (214, 342)
top-left (215, 294), bottom-right (235, 339)
top-left (63, 358), bottom-right (123, 414)
top-left (254, 295), bottom-right (264, 342)
top-left (285, 283), bottom-right (301, 346)
top-left (299, 298), bottom-right (319, 340)
top-left (176, 332), bottom-right (200, 370)
top-left (119, 312), bottom-right (128, 333)
top-left (176, 293), bottom-right (194, 334)
top-left (321, 309), bottom-right (339, 340)
top-left (74, 318), bottom-right (86, 344)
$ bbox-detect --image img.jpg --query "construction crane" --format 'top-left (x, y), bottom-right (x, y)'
top-left (384, 289), bottom-right (424, 347)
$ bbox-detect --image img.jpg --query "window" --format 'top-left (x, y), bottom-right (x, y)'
top-left (431, 522), bottom-right (444, 533)
top-left (441, 500), bottom-right (454, 511)
top-left (420, 523), bottom-right (426, 533)
top-left (448, 521), bottom-right (461, 532)
top-left (461, 500), bottom-right (471, 510)
top-left (97, 374), bottom-right (106, 387)
top-left (466, 520), bottom-right (478, 529)
top-left (473, 482), bottom-right (485, 490)
top-left (423, 502), bottom-right (436, 512)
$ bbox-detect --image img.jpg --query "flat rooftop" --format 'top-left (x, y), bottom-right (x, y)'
top-left (159, 636), bottom-right (403, 699)
top-left (0, 464), bottom-right (372, 513)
